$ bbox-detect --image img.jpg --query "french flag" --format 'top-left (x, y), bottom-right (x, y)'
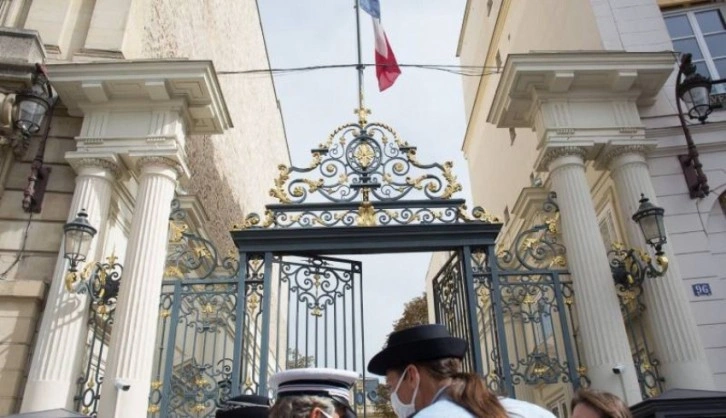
top-left (360, 0), bottom-right (401, 91)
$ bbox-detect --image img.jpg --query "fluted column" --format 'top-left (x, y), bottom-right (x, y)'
top-left (97, 157), bottom-right (180, 418)
top-left (22, 158), bottom-right (119, 412)
top-left (544, 147), bottom-right (642, 403)
top-left (607, 147), bottom-right (714, 390)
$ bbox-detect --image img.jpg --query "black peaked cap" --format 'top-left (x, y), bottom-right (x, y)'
top-left (367, 324), bottom-right (468, 375)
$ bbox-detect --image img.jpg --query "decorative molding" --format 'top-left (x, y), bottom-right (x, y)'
top-left (600, 145), bottom-right (649, 169)
top-left (136, 156), bottom-right (184, 177)
top-left (68, 157), bottom-right (122, 178)
top-left (487, 51), bottom-right (675, 129)
top-left (48, 60), bottom-right (233, 135)
top-left (537, 146), bottom-right (588, 172)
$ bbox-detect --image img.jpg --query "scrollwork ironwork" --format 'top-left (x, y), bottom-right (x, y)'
top-left (608, 243), bottom-right (668, 291)
top-left (494, 192), bottom-right (566, 271)
top-left (608, 243), bottom-right (666, 399)
top-left (270, 122), bottom-right (462, 205)
top-left (166, 199), bottom-right (240, 280)
top-left (73, 256), bottom-right (122, 416)
top-left (230, 119), bottom-right (503, 229)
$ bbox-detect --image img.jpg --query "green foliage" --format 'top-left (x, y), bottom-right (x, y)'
top-left (392, 292), bottom-right (428, 332)
top-left (374, 383), bottom-right (396, 418)
top-left (286, 348), bottom-right (315, 369)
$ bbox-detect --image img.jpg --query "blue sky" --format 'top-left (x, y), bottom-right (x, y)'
top-left (258, 0), bottom-right (470, 371)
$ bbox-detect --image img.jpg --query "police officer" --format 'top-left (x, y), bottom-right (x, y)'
top-left (269, 368), bottom-right (358, 418)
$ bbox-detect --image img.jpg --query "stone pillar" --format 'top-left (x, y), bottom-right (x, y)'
top-left (607, 146), bottom-right (714, 390)
top-left (543, 147), bottom-right (642, 404)
top-left (97, 157), bottom-right (180, 418)
top-left (21, 158), bottom-right (119, 412)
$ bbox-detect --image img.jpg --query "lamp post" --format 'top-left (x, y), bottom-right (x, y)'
top-left (675, 53), bottom-right (726, 199)
top-left (62, 210), bottom-right (123, 311)
top-left (608, 195), bottom-right (669, 290)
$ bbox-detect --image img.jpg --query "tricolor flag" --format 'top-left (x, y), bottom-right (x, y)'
top-left (360, 0), bottom-right (401, 91)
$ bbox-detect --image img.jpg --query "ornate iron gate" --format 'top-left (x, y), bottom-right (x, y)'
top-left (148, 203), bottom-right (366, 417)
top-left (148, 117), bottom-right (582, 416)
top-left (433, 195), bottom-right (588, 397)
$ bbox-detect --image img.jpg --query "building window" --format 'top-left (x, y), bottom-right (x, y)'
top-left (509, 127), bottom-right (516, 145)
top-left (547, 395), bottom-right (570, 418)
top-left (598, 207), bottom-right (620, 250)
top-left (487, 0), bottom-right (494, 17)
top-left (664, 6), bottom-right (726, 94)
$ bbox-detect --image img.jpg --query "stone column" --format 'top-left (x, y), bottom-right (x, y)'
top-left (607, 146), bottom-right (714, 390)
top-left (21, 158), bottom-right (119, 412)
top-left (543, 147), bottom-right (642, 403)
top-left (97, 157), bottom-right (180, 418)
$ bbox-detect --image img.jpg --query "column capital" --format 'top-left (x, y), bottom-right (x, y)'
top-left (536, 146), bottom-right (588, 172)
top-left (135, 156), bottom-right (184, 178)
top-left (595, 142), bottom-right (656, 171)
top-left (66, 154), bottom-right (122, 180)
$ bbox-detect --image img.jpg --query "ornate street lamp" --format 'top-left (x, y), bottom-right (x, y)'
top-left (14, 71), bottom-right (53, 136)
top-left (62, 210), bottom-right (123, 310)
top-left (608, 195), bottom-right (668, 290)
top-left (16, 64), bottom-right (57, 213)
top-left (677, 54), bottom-right (726, 124)
top-left (631, 194), bottom-right (666, 257)
top-left (674, 53), bottom-right (725, 199)
top-left (63, 209), bottom-right (97, 273)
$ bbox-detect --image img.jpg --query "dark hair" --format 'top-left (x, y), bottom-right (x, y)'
top-left (571, 389), bottom-right (632, 418)
top-left (403, 357), bottom-right (508, 418)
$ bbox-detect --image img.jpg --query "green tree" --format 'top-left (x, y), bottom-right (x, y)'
top-left (392, 292), bottom-right (428, 331)
top-left (286, 348), bottom-right (315, 369)
top-left (374, 293), bottom-right (429, 417)
top-left (374, 383), bottom-right (396, 418)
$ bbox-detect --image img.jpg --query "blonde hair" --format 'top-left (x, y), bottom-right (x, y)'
top-left (571, 389), bottom-right (632, 418)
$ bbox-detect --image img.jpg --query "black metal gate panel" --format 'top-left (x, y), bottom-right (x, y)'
top-left (238, 254), bottom-right (365, 408)
top-left (433, 195), bottom-right (588, 397)
top-left (273, 255), bottom-right (364, 372)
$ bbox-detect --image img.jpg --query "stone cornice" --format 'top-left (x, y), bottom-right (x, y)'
top-left (487, 51), bottom-right (675, 129)
top-left (47, 60), bottom-right (233, 135)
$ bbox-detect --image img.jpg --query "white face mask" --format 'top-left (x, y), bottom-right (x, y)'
top-left (390, 367), bottom-right (419, 418)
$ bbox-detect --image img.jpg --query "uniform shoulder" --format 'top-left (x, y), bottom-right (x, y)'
top-left (499, 397), bottom-right (557, 418)
top-left (414, 399), bottom-right (475, 418)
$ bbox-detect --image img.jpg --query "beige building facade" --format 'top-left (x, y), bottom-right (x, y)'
top-left (0, 0), bottom-right (288, 416)
top-left (450, 0), bottom-right (726, 414)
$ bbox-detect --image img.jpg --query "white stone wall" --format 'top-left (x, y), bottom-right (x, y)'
top-left (141, 0), bottom-right (289, 251)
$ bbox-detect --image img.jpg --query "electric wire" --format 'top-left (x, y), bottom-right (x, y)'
top-left (0, 212), bottom-right (34, 280)
top-left (217, 63), bottom-right (501, 77)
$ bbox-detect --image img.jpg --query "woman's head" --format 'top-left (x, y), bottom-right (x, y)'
top-left (385, 358), bottom-right (507, 418)
top-left (384, 358), bottom-right (463, 414)
top-left (268, 395), bottom-right (336, 418)
top-left (571, 389), bottom-right (632, 418)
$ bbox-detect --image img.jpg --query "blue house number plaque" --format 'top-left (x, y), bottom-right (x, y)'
top-left (692, 283), bottom-right (712, 297)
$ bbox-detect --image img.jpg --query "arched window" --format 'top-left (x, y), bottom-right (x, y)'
top-left (720, 191), bottom-right (726, 216)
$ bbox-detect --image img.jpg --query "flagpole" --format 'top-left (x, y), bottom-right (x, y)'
top-left (355, 0), bottom-right (367, 124)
